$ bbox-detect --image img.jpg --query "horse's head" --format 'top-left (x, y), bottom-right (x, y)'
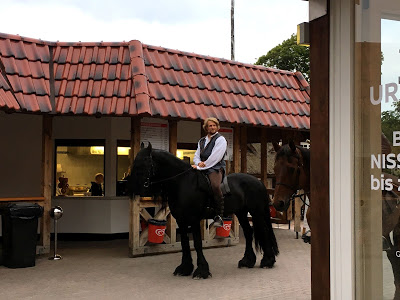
top-left (272, 141), bottom-right (307, 211)
top-left (128, 142), bottom-right (157, 197)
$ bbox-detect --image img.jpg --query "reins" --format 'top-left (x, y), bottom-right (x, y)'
top-left (290, 192), bottom-right (310, 207)
top-left (143, 154), bottom-right (193, 188)
top-left (144, 167), bottom-right (193, 187)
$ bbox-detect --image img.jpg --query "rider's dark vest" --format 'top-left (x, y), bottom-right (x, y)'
top-left (199, 133), bottom-right (226, 173)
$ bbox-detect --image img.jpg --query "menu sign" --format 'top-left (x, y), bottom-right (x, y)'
top-left (140, 122), bottom-right (169, 151)
top-left (219, 127), bottom-right (233, 161)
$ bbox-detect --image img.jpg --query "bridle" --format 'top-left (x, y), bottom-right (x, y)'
top-left (143, 155), bottom-right (193, 188)
top-left (275, 150), bottom-right (310, 207)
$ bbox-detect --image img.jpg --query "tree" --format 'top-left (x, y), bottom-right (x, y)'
top-left (255, 34), bottom-right (310, 81)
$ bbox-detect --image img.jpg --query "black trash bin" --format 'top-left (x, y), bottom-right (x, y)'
top-left (1, 203), bottom-right (43, 268)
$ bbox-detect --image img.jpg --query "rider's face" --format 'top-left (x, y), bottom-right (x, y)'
top-left (206, 121), bottom-right (218, 135)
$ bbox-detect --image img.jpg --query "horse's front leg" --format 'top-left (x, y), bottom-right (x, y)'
top-left (173, 222), bottom-right (194, 276)
top-left (192, 221), bottom-right (212, 279)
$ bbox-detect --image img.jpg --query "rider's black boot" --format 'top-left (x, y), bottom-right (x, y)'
top-left (210, 197), bottom-right (224, 228)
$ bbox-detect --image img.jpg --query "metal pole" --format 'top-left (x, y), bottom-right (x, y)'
top-left (231, 0), bottom-right (235, 61)
top-left (54, 219), bottom-right (58, 257)
top-left (49, 217), bottom-right (62, 260)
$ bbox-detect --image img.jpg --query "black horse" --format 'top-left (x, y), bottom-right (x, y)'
top-left (128, 143), bottom-right (279, 279)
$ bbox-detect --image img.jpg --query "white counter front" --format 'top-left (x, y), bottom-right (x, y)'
top-left (52, 196), bottom-right (130, 234)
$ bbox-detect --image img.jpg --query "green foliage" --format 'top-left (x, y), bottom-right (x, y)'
top-left (382, 103), bottom-right (400, 156)
top-left (255, 34), bottom-right (310, 81)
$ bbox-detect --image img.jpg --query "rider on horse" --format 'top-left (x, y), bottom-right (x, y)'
top-left (191, 117), bottom-right (227, 228)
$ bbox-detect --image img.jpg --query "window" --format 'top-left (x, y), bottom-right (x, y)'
top-left (55, 140), bottom-right (105, 197)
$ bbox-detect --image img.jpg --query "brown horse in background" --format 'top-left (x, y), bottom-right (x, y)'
top-left (271, 141), bottom-right (311, 230)
top-left (272, 137), bottom-right (400, 299)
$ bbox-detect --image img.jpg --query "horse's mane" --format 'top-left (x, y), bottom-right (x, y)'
top-left (151, 149), bottom-right (191, 170)
top-left (149, 149), bottom-right (195, 209)
top-left (296, 146), bottom-right (310, 170)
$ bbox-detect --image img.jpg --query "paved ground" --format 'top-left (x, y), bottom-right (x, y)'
top-left (0, 227), bottom-right (311, 300)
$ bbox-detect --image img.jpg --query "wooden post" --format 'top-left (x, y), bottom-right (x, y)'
top-left (129, 195), bottom-right (141, 256)
top-left (240, 127), bottom-right (247, 173)
top-left (169, 120), bottom-right (177, 156)
top-left (310, 11), bottom-right (331, 299)
top-left (261, 128), bottom-right (268, 187)
top-left (294, 190), bottom-right (303, 237)
top-left (232, 125), bottom-right (240, 173)
top-left (130, 117), bottom-right (141, 164)
top-left (40, 115), bottom-right (52, 254)
top-left (354, 41), bottom-right (383, 299)
top-left (167, 214), bottom-right (177, 244)
top-left (129, 117), bottom-right (141, 255)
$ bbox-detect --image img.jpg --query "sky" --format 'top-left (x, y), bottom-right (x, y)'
top-left (0, 0), bottom-right (309, 65)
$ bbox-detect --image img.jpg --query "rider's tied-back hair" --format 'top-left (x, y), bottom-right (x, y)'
top-left (203, 117), bottom-right (220, 131)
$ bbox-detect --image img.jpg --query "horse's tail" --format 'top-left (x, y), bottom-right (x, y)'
top-left (253, 198), bottom-right (279, 256)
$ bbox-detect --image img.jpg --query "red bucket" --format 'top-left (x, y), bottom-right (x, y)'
top-left (269, 205), bottom-right (277, 218)
top-left (216, 217), bottom-right (232, 237)
top-left (148, 219), bottom-right (167, 243)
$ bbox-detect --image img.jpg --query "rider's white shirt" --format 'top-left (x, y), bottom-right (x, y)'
top-left (193, 132), bottom-right (227, 170)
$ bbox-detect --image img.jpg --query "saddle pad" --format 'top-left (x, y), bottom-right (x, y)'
top-left (220, 176), bottom-right (231, 196)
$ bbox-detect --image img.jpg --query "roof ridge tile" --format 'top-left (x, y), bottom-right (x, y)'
top-left (129, 40), bottom-right (151, 114)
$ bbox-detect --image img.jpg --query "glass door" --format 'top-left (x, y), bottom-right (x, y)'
top-left (354, 1), bottom-right (400, 299)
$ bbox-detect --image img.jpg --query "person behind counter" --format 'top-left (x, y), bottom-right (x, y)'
top-left (90, 173), bottom-right (104, 196)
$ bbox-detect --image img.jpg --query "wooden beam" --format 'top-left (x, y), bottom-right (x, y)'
top-left (40, 115), bottom-right (52, 254)
top-left (130, 117), bottom-right (141, 164)
top-left (240, 127), bottom-right (247, 173)
top-left (261, 128), bottom-right (268, 187)
top-left (167, 214), bottom-right (177, 244)
top-left (0, 197), bottom-right (45, 202)
top-left (169, 120), bottom-right (177, 156)
top-left (232, 125), bottom-right (240, 173)
top-left (310, 9), bottom-right (330, 299)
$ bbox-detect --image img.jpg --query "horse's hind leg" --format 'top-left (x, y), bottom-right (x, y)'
top-left (192, 221), bottom-right (212, 279)
top-left (236, 210), bottom-right (256, 268)
top-left (173, 222), bottom-right (194, 276)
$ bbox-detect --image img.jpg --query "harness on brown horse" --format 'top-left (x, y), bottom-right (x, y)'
top-left (275, 181), bottom-right (310, 208)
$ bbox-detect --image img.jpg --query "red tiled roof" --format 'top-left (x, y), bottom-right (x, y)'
top-left (53, 42), bottom-right (134, 115)
top-left (0, 71), bottom-right (20, 111)
top-left (0, 33), bottom-right (310, 129)
top-left (0, 34), bottom-right (52, 112)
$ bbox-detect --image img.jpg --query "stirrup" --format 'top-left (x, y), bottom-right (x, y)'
top-left (210, 215), bottom-right (224, 228)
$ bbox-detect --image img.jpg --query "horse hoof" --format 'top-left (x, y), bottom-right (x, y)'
top-left (173, 263), bottom-right (194, 276)
top-left (260, 257), bottom-right (275, 268)
top-left (238, 257), bottom-right (256, 268)
top-left (302, 235), bottom-right (311, 244)
top-left (192, 266), bottom-right (212, 279)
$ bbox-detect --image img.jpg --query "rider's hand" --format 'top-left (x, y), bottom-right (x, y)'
top-left (191, 165), bottom-right (198, 169)
top-left (198, 162), bottom-right (206, 168)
